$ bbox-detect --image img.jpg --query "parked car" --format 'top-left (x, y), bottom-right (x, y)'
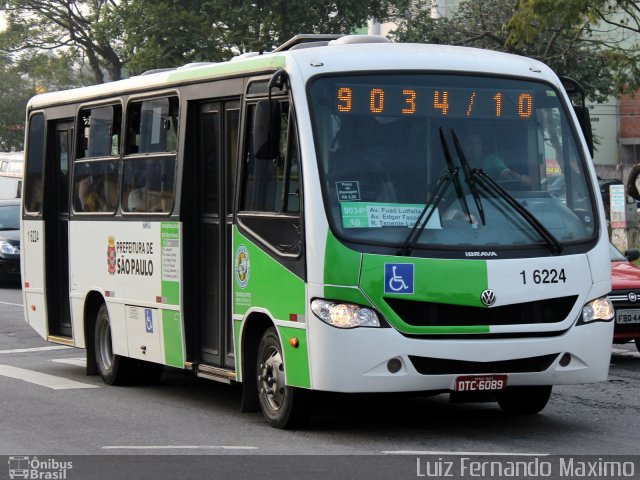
top-left (609, 242), bottom-right (640, 352)
top-left (0, 199), bottom-right (21, 282)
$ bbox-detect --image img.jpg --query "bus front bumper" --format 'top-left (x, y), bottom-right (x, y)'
top-left (306, 317), bottom-right (613, 393)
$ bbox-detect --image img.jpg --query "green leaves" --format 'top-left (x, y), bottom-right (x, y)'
top-left (0, 0), bottom-right (410, 150)
top-left (394, 0), bottom-right (640, 102)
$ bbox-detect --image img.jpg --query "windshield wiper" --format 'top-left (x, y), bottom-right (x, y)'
top-left (440, 128), bottom-right (474, 225)
top-left (451, 130), bottom-right (486, 225)
top-left (450, 135), bottom-right (563, 254)
top-left (398, 166), bottom-right (452, 256)
top-left (398, 129), bottom-right (472, 256)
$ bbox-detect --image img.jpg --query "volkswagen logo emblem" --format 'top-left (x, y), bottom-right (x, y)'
top-left (481, 289), bottom-right (496, 306)
top-left (628, 292), bottom-right (637, 303)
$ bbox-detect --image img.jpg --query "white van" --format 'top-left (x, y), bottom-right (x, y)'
top-left (0, 152), bottom-right (23, 199)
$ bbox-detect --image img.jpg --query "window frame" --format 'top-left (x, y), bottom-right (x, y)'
top-left (71, 102), bottom-right (123, 216)
top-left (120, 93), bottom-right (180, 216)
top-left (237, 95), bottom-right (305, 260)
top-left (23, 112), bottom-right (46, 217)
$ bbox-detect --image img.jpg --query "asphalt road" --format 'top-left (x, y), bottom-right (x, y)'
top-left (1, 282), bottom-right (639, 478)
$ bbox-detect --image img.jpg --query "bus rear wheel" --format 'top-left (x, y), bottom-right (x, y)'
top-left (256, 327), bottom-right (312, 429)
top-left (495, 385), bottom-right (552, 414)
top-left (95, 304), bottom-right (135, 385)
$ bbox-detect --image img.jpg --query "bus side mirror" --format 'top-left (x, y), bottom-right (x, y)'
top-left (627, 164), bottom-right (640, 201)
top-left (574, 105), bottom-right (594, 159)
top-left (253, 100), bottom-right (281, 160)
top-left (625, 248), bottom-right (640, 262)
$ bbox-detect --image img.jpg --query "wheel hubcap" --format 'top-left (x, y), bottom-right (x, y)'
top-left (98, 318), bottom-right (113, 372)
top-left (258, 345), bottom-right (285, 411)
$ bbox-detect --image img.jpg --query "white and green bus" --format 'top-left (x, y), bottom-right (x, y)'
top-left (21, 34), bottom-right (614, 428)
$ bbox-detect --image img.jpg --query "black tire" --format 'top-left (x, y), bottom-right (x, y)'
top-left (256, 327), bottom-right (312, 429)
top-left (94, 304), bottom-right (136, 385)
top-left (495, 385), bottom-right (552, 414)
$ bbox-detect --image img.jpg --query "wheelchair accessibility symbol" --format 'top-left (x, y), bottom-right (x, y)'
top-left (384, 263), bottom-right (414, 294)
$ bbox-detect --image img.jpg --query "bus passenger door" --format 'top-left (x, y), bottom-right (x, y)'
top-left (197, 101), bottom-right (240, 368)
top-left (45, 120), bottom-right (73, 338)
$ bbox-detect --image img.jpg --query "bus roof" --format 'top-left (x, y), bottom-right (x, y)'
top-left (27, 36), bottom-right (557, 111)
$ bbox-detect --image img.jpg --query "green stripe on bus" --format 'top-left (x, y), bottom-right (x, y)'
top-left (162, 309), bottom-right (184, 367)
top-left (168, 56), bottom-right (286, 83)
top-left (232, 230), bottom-right (305, 319)
top-left (323, 285), bottom-right (372, 306)
top-left (361, 254), bottom-right (490, 335)
top-left (234, 319), bottom-right (243, 382)
top-left (278, 326), bottom-right (310, 388)
top-left (394, 325), bottom-right (490, 334)
top-left (324, 231), bottom-right (361, 286)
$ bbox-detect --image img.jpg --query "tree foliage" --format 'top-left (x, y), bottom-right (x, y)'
top-left (393, 0), bottom-right (628, 102)
top-left (0, 51), bottom-right (87, 151)
top-left (0, 0), bottom-right (409, 150)
top-left (1, 0), bottom-right (124, 83)
top-left (508, 0), bottom-right (640, 97)
top-left (1, 0), bottom-right (409, 79)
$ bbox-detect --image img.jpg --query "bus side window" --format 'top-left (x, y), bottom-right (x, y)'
top-left (239, 101), bottom-right (302, 257)
top-left (242, 102), bottom-right (299, 213)
top-left (121, 96), bottom-right (178, 214)
top-left (24, 113), bottom-right (45, 214)
top-left (121, 157), bottom-right (175, 213)
top-left (72, 105), bottom-right (121, 214)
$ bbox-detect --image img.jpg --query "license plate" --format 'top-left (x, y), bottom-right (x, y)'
top-left (454, 374), bottom-right (507, 392)
top-left (615, 309), bottom-right (640, 324)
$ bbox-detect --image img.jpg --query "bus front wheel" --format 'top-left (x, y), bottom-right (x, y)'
top-left (256, 327), bottom-right (312, 429)
top-left (94, 304), bottom-right (135, 385)
top-left (495, 385), bottom-right (552, 414)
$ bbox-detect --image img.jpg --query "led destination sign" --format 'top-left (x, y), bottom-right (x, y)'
top-left (336, 85), bottom-right (537, 120)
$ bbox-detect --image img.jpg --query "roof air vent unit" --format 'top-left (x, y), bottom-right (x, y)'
top-left (274, 34), bottom-right (342, 52)
top-left (177, 62), bottom-right (217, 69)
top-left (328, 35), bottom-right (390, 46)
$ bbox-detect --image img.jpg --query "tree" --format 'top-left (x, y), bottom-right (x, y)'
top-left (0, 0), bottom-right (125, 83)
top-left (0, 60), bottom-right (31, 151)
top-left (508, 0), bottom-right (640, 97)
top-left (1, 0), bottom-right (411, 79)
top-left (392, 0), bottom-right (618, 102)
top-left (0, 51), bottom-right (88, 151)
top-left (0, 0), bottom-right (411, 148)
top-left (200, 0), bottom-right (410, 54)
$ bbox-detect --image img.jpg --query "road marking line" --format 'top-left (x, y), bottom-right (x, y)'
top-left (102, 446), bottom-right (258, 450)
top-left (0, 364), bottom-right (99, 390)
top-left (51, 358), bottom-right (86, 367)
top-left (0, 300), bottom-right (22, 307)
top-left (382, 451), bottom-right (548, 456)
top-left (0, 346), bottom-right (72, 354)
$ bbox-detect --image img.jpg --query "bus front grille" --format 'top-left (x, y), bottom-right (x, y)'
top-left (385, 295), bottom-right (578, 327)
top-left (408, 353), bottom-right (560, 375)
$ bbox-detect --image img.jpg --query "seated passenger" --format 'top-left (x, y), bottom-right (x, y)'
top-left (467, 132), bottom-right (531, 188)
top-left (128, 160), bottom-right (164, 212)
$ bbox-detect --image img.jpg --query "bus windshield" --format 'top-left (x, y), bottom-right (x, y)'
top-left (308, 74), bottom-right (596, 251)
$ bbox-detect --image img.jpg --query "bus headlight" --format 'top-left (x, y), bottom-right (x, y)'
top-left (581, 296), bottom-right (614, 323)
top-left (311, 299), bottom-right (381, 328)
top-left (0, 241), bottom-right (19, 255)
